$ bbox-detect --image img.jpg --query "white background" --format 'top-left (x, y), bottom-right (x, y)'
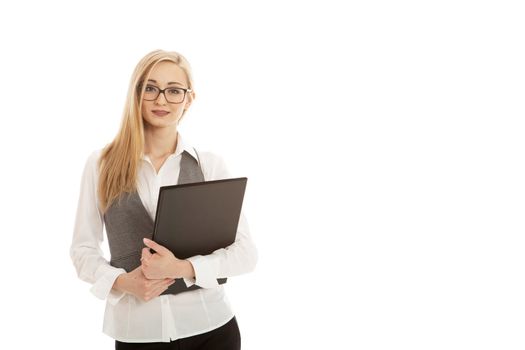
top-left (0, 1), bottom-right (524, 349)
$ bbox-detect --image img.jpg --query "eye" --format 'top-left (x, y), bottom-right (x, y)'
top-left (167, 88), bottom-right (183, 95)
top-left (145, 85), bottom-right (159, 92)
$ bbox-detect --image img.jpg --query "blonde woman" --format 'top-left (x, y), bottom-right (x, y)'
top-left (70, 49), bottom-right (258, 350)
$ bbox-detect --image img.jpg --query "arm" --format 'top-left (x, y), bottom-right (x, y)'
top-left (141, 211), bottom-right (257, 289)
top-left (70, 151), bottom-right (175, 303)
top-left (177, 154), bottom-right (259, 288)
top-left (113, 266), bottom-right (175, 301)
top-left (139, 154), bottom-right (258, 289)
top-left (186, 210), bottom-right (258, 288)
top-left (69, 151), bottom-right (127, 305)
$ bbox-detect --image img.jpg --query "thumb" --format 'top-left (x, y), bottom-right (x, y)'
top-left (141, 247), bottom-right (153, 261)
top-left (143, 238), bottom-right (170, 256)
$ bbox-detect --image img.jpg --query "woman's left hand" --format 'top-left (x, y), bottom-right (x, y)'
top-left (141, 238), bottom-right (182, 280)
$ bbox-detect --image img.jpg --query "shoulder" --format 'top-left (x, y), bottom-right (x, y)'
top-left (195, 149), bottom-right (232, 180)
top-left (88, 148), bottom-right (103, 163)
top-left (81, 148), bottom-right (104, 179)
top-left (196, 150), bottom-right (226, 169)
top-left (87, 148), bottom-right (104, 168)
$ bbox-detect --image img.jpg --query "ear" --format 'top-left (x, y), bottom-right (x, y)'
top-left (185, 90), bottom-right (196, 108)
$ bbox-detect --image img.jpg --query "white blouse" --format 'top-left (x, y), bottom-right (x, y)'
top-left (70, 132), bottom-right (258, 343)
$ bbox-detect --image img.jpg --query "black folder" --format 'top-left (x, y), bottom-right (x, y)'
top-left (151, 177), bottom-right (247, 295)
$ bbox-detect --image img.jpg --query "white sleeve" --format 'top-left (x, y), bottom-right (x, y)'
top-left (186, 154), bottom-right (258, 288)
top-left (69, 151), bottom-right (127, 305)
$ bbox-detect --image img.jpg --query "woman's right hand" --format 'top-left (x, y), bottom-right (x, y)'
top-left (113, 266), bottom-right (175, 301)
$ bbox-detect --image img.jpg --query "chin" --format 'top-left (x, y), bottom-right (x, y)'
top-left (145, 117), bottom-right (177, 128)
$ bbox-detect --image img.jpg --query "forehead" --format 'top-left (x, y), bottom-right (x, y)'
top-left (147, 61), bottom-right (187, 85)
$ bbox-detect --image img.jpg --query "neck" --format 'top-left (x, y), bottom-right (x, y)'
top-left (144, 126), bottom-right (179, 158)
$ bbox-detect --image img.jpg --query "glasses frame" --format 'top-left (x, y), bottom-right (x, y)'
top-left (140, 84), bottom-right (193, 104)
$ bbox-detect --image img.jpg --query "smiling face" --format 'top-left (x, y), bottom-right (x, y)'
top-left (140, 61), bottom-right (194, 130)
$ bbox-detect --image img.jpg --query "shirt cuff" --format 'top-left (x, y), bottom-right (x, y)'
top-left (186, 255), bottom-right (220, 289)
top-left (107, 286), bottom-right (127, 306)
top-left (183, 277), bottom-right (196, 288)
top-left (90, 264), bottom-right (127, 304)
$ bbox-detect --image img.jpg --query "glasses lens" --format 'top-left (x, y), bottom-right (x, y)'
top-left (164, 88), bottom-right (185, 103)
top-left (143, 85), bottom-right (160, 101)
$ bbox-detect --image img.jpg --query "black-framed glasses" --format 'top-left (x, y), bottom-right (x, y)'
top-left (141, 84), bottom-right (192, 104)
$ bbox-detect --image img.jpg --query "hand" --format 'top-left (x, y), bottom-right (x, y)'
top-left (113, 266), bottom-right (175, 302)
top-left (141, 238), bottom-right (183, 280)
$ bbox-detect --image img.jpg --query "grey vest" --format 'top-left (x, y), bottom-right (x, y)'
top-left (104, 149), bottom-right (205, 295)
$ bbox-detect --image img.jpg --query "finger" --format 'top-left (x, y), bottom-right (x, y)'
top-left (151, 281), bottom-right (174, 299)
top-left (148, 278), bottom-right (175, 291)
top-left (141, 265), bottom-right (164, 281)
top-left (150, 278), bottom-right (170, 288)
top-left (143, 238), bottom-right (171, 256)
top-left (141, 247), bottom-right (152, 261)
top-left (144, 284), bottom-right (166, 302)
top-left (141, 271), bottom-right (167, 285)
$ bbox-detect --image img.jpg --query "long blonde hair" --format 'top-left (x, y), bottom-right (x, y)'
top-left (97, 49), bottom-right (195, 214)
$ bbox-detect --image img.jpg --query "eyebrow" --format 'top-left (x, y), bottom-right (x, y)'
top-left (147, 79), bottom-right (184, 86)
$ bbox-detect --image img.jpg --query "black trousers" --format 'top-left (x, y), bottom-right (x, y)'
top-left (115, 316), bottom-right (241, 350)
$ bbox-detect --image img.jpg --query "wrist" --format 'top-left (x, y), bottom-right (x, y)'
top-left (172, 260), bottom-right (195, 279)
top-left (184, 259), bottom-right (196, 279)
top-left (113, 273), bottom-right (128, 293)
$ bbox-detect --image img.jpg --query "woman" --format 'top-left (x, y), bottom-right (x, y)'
top-left (70, 49), bottom-right (258, 349)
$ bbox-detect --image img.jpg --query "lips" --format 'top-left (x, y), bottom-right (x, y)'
top-left (152, 110), bottom-right (170, 117)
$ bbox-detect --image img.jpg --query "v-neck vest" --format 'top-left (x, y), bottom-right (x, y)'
top-left (103, 148), bottom-right (205, 295)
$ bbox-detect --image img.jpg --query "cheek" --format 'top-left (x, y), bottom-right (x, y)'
top-left (141, 103), bottom-right (150, 117)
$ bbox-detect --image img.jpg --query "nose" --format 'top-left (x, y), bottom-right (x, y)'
top-left (155, 91), bottom-right (168, 104)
